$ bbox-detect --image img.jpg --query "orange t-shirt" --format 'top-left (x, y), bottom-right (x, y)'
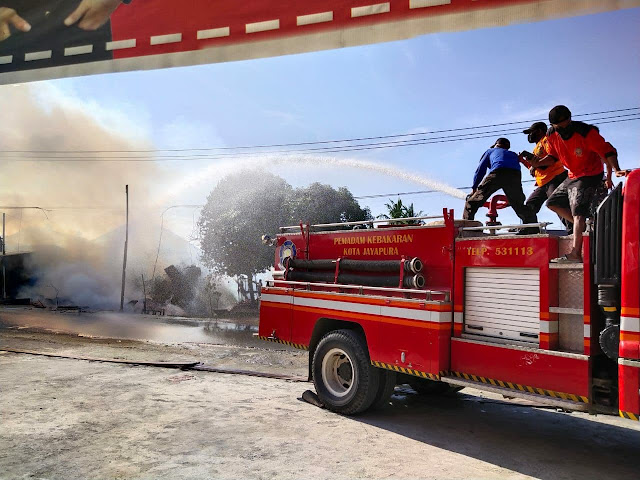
top-left (532, 137), bottom-right (565, 187)
top-left (544, 122), bottom-right (615, 179)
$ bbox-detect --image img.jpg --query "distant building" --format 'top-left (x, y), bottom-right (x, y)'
top-left (1, 253), bottom-right (34, 300)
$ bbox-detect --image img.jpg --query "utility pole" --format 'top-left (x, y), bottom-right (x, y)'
top-left (141, 273), bottom-right (147, 314)
top-left (2, 212), bottom-right (5, 300)
top-left (120, 185), bottom-right (129, 312)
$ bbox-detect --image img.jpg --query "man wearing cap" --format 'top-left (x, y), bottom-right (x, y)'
top-left (519, 121), bottom-right (571, 231)
top-left (529, 105), bottom-right (623, 262)
top-left (463, 137), bottom-right (538, 233)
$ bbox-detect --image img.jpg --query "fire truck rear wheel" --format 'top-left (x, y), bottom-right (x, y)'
top-left (312, 329), bottom-right (380, 415)
top-left (371, 369), bottom-right (397, 410)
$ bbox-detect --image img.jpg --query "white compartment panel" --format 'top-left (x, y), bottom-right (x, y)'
top-left (464, 267), bottom-right (540, 343)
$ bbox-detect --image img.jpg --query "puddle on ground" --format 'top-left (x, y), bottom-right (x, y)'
top-left (0, 309), bottom-right (280, 348)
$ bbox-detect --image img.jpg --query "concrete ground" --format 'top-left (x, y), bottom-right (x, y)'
top-left (1, 319), bottom-right (639, 479)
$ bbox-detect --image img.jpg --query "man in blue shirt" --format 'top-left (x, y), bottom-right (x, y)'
top-left (463, 138), bottom-right (538, 232)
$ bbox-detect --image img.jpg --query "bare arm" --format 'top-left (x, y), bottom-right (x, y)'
top-left (605, 154), bottom-right (625, 177)
top-left (528, 154), bottom-right (557, 168)
top-left (586, 130), bottom-right (624, 178)
top-left (605, 162), bottom-right (613, 189)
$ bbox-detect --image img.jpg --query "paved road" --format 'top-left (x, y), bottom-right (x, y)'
top-left (1, 310), bottom-right (638, 479)
top-left (1, 350), bottom-right (639, 480)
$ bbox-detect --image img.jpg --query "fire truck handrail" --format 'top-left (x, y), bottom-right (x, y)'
top-left (459, 222), bottom-right (551, 232)
top-left (265, 279), bottom-right (450, 302)
top-left (279, 215), bottom-right (445, 232)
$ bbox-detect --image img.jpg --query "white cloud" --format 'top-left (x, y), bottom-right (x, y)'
top-left (262, 109), bottom-right (302, 126)
top-left (431, 35), bottom-right (451, 55)
top-left (158, 115), bottom-right (225, 150)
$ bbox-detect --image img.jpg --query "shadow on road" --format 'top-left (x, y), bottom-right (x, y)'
top-left (355, 391), bottom-right (639, 480)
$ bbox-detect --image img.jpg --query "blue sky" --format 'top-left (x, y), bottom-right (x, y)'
top-left (35, 7), bottom-right (640, 236)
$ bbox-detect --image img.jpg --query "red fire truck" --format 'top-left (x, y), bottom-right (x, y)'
top-left (258, 170), bottom-right (639, 420)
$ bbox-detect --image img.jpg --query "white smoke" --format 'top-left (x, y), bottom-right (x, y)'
top-left (0, 83), bottom-right (176, 307)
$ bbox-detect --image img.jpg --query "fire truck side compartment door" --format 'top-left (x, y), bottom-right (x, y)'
top-left (464, 267), bottom-right (540, 343)
top-left (259, 289), bottom-right (293, 342)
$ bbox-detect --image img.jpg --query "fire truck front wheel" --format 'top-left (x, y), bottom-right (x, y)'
top-left (312, 329), bottom-right (380, 415)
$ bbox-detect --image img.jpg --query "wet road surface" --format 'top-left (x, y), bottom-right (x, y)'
top-left (0, 308), bottom-right (267, 347)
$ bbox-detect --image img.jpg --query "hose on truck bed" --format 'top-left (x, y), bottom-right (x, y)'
top-left (285, 257), bottom-right (423, 274)
top-left (286, 270), bottom-right (425, 289)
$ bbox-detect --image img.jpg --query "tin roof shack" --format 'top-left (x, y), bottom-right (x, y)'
top-left (1, 252), bottom-right (34, 303)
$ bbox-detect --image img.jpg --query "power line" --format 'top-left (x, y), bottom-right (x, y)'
top-left (40, 206), bottom-right (122, 210)
top-left (2, 107), bottom-right (638, 155)
top-left (291, 115), bottom-right (640, 156)
top-left (7, 112), bottom-right (640, 158)
top-left (0, 206), bottom-right (50, 219)
top-left (353, 180), bottom-right (537, 199)
top-left (6, 112), bottom-right (639, 161)
top-left (2, 115), bottom-right (638, 162)
top-left (0, 180), bottom-right (534, 212)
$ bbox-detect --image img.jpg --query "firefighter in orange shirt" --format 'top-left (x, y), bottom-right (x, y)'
top-left (529, 105), bottom-right (623, 263)
top-left (519, 121), bottom-right (571, 232)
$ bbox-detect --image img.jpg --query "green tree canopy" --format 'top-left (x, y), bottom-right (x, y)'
top-left (198, 171), bottom-right (371, 283)
top-left (291, 182), bottom-right (372, 227)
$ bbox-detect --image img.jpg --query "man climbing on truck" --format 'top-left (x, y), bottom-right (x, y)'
top-left (463, 137), bottom-right (538, 234)
top-left (519, 121), bottom-right (572, 232)
top-left (529, 105), bottom-right (624, 262)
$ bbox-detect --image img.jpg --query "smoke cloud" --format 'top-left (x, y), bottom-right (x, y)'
top-left (0, 83), bottom-right (181, 308)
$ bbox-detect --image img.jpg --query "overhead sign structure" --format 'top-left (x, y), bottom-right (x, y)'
top-left (0, 0), bottom-right (638, 85)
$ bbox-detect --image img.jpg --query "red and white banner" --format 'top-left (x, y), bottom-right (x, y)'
top-left (0, 0), bottom-right (637, 85)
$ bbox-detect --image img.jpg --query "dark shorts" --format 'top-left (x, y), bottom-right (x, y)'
top-left (526, 170), bottom-right (569, 213)
top-left (546, 173), bottom-right (607, 217)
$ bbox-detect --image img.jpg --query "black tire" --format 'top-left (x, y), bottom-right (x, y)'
top-left (409, 377), bottom-right (463, 395)
top-left (371, 369), bottom-right (397, 410)
top-left (312, 329), bottom-right (380, 415)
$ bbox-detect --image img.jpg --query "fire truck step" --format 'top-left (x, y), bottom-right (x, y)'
top-left (441, 377), bottom-right (590, 412)
top-left (549, 263), bottom-right (583, 270)
top-left (549, 307), bottom-right (584, 315)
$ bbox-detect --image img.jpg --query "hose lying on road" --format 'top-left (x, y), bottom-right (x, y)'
top-left (1, 349), bottom-right (569, 411)
top-left (0, 348), bottom-right (199, 368)
top-left (0, 348), bottom-right (308, 382)
top-left (191, 363), bottom-right (306, 381)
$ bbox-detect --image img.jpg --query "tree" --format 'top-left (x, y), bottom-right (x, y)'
top-left (401, 202), bottom-right (423, 220)
top-left (291, 182), bottom-right (372, 228)
top-left (198, 170), bottom-right (293, 300)
top-left (198, 171), bottom-right (371, 298)
top-left (377, 198), bottom-right (424, 225)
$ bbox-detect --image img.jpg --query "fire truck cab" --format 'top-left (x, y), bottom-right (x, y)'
top-left (258, 170), bottom-right (640, 420)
